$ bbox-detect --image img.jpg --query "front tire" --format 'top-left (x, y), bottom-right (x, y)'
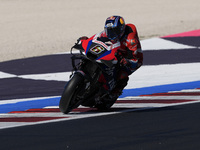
top-left (59, 73), bottom-right (84, 114)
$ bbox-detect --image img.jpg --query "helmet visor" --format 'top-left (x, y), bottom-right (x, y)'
top-left (105, 27), bottom-right (120, 40)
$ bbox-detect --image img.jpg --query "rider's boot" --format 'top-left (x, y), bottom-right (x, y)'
top-left (95, 77), bottom-right (129, 110)
top-left (110, 77), bottom-right (129, 98)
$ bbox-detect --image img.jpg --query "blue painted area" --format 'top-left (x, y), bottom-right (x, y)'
top-left (0, 80), bottom-right (199, 114)
top-left (96, 50), bottom-right (112, 60)
top-left (120, 80), bottom-right (200, 98)
top-left (0, 97), bottom-right (60, 113)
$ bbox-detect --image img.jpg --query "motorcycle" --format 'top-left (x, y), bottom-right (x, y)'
top-left (59, 38), bottom-right (123, 114)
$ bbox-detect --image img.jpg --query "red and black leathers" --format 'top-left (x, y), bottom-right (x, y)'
top-left (78, 23), bottom-right (143, 92)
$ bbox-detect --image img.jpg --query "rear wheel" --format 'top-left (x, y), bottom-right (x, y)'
top-left (59, 73), bottom-right (84, 114)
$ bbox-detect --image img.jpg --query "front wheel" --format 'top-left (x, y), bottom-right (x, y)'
top-left (59, 73), bottom-right (84, 114)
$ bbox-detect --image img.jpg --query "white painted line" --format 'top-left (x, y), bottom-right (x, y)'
top-left (141, 38), bottom-right (196, 50)
top-left (126, 63), bottom-right (200, 89)
top-left (19, 72), bottom-right (70, 81)
top-left (0, 71), bottom-right (16, 79)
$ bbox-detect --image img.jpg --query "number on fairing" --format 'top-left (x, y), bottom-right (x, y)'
top-left (90, 45), bottom-right (105, 54)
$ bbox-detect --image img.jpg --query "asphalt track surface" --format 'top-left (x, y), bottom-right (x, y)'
top-left (1, 103), bottom-right (200, 150)
top-left (0, 31), bottom-right (200, 150)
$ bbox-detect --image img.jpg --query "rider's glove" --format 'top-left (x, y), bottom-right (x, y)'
top-left (120, 58), bottom-right (139, 73)
top-left (120, 58), bottom-right (130, 66)
top-left (116, 48), bottom-right (127, 57)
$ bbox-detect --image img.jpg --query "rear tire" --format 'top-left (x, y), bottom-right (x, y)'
top-left (59, 73), bottom-right (84, 114)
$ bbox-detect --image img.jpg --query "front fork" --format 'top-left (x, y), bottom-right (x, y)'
top-left (70, 67), bottom-right (102, 99)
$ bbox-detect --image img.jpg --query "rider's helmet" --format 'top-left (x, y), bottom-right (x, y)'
top-left (104, 16), bottom-right (125, 41)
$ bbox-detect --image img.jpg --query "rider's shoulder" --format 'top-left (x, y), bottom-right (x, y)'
top-left (125, 23), bottom-right (137, 34)
top-left (125, 23), bottom-right (137, 29)
top-left (124, 23), bottom-right (137, 37)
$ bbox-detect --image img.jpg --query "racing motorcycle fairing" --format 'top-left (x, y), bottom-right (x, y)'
top-left (81, 35), bottom-right (121, 67)
top-left (59, 35), bottom-right (123, 114)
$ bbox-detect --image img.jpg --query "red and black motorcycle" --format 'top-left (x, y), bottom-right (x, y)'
top-left (59, 38), bottom-right (123, 114)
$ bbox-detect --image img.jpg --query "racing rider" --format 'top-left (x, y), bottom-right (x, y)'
top-left (76, 15), bottom-right (143, 106)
